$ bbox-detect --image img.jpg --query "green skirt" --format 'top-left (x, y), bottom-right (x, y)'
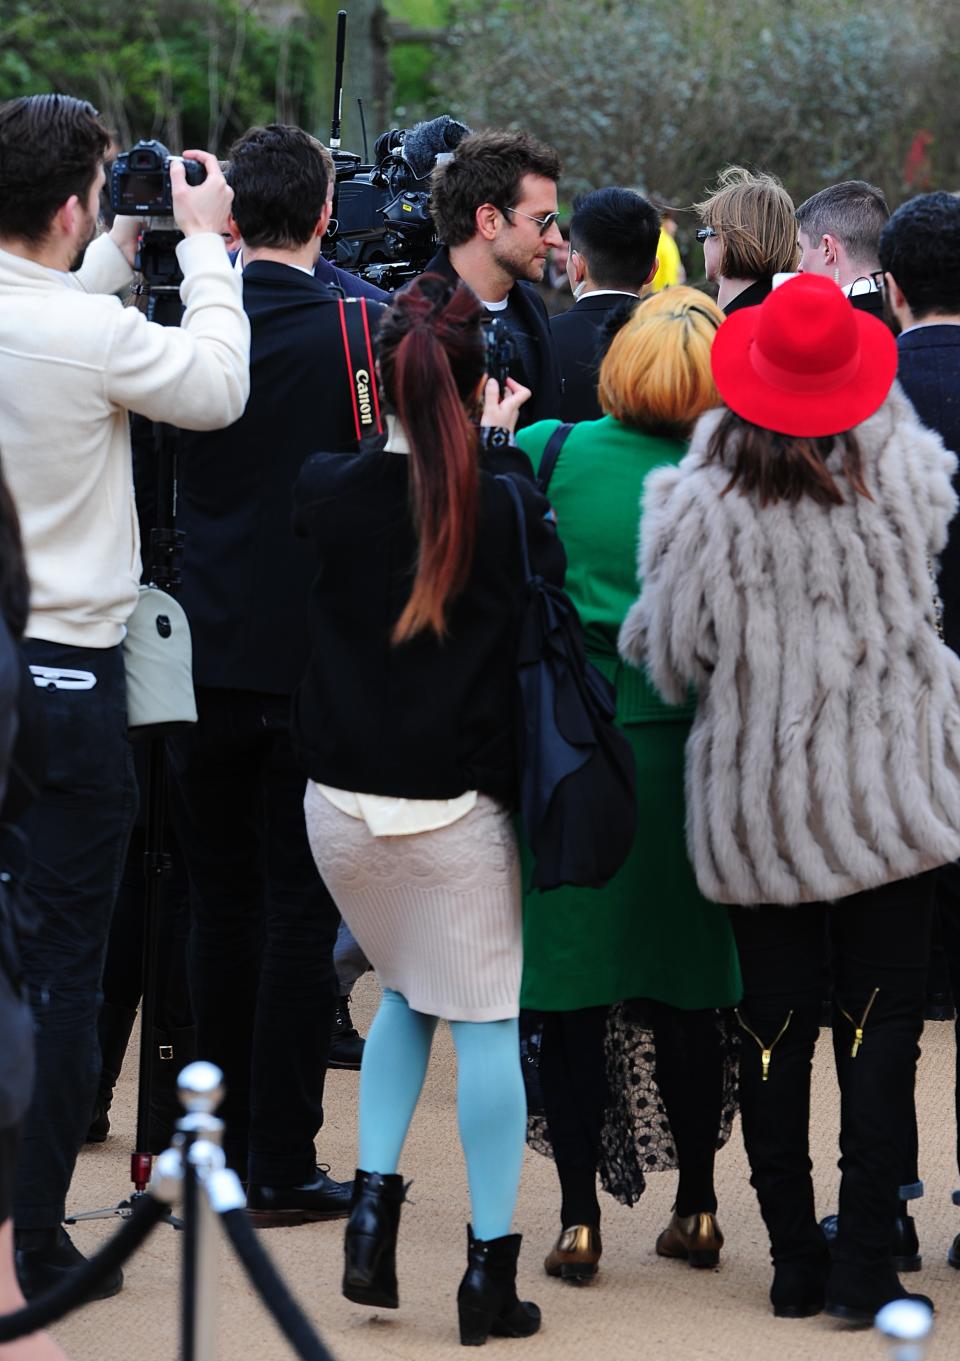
top-left (520, 720), bottom-right (742, 1011)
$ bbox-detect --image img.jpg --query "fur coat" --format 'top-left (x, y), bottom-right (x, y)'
top-left (619, 386), bottom-right (960, 906)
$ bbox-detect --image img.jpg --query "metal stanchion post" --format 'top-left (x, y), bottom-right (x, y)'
top-left (876, 1297), bottom-right (934, 1361)
top-left (176, 1061), bottom-right (227, 1361)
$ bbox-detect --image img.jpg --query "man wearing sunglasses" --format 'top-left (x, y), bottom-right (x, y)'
top-left (424, 129), bottom-right (565, 429)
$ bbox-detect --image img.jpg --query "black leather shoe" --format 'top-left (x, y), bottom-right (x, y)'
top-left (826, 1285), bottom-right (934, 1329)
top-left (947, 1232), bottom-right (960, 1269)
top-left (247, 1165), bottom-right (353, 1226)
top-left (15, 1227), bottom-right (123, 1302)
top-left (819, 1210), bottom-right (921, 1272)
top-left (329, 997), bottom-right (365, 1071)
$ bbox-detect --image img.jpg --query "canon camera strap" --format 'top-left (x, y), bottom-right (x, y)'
top-left (337, 297), bottom-right (383, 442)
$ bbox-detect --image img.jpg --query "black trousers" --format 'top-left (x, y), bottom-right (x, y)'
top-left (538, 1000), bottom-right (723, 1225)
top-left (15, 642), bottom-right (137, 1228)
top-left (935, 860), bottom-right (960, 1180)
top-left (167, 687), bottom-right (339, 1186)
top-left (730, 872), bottom-right (935, 1281)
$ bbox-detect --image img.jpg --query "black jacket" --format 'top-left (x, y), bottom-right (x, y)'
top-left (177, 261), bottom-right (386, 695)
top-left (723, 277), bottom-right (773, 314)
top-left (897, 325), bottom-right (960, 655)
top-left (290, 446), bottom-right (566, 803)
top-left (422, 248), bottom-right (563, 428)
top-left (551, 292), bottom-right (638, 423)
top-left (314, 254), bottom-right (390, 303)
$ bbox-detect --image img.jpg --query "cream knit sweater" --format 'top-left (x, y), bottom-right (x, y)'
top-left (0, 231), bottom-right (250, 648)
top-left (620, 388), bottom-right (960, 906)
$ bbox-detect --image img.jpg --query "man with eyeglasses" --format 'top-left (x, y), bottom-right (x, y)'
top-left (553, 187), bottom-right (661, 422)
top-left (424, 129), bottom-right (564, 429)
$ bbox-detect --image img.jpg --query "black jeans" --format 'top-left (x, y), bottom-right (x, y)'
top-left (730, 873), bottom-right (935, 1282)
top-left (167, 688), bottom-right (339, 1186)
top-left (15, 641), bottom-right (137, 1229)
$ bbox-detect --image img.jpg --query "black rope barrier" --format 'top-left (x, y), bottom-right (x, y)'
top-left (219, 1207), bottom-right (338, 1361)
top-left (0, 1192), bottom-right (169, 1341)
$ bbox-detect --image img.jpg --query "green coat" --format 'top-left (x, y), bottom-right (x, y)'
top-left (516, 416), bottom-right (742, 1012)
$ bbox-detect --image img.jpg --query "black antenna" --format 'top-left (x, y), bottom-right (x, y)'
top-left (330, 9), bottom-right (347, 150)
top-left (358, 98), bottom-right (369, 162)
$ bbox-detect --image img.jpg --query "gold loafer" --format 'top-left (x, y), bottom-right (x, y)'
top-left (655, 1211), bottom-right (723, 1268)
top-left (544, 1224), bottom-right (602, 1284)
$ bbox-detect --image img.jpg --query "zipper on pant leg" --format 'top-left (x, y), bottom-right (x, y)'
top-left (734, 1008), bottom-right (793, 1082)
top-left (837, 986), bottom-right (880, 1058)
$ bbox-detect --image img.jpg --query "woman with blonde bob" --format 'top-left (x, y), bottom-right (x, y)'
top-left (515, 288), bottom-right (742, 1285)
top-left (695, 165), bottom-right (798, 312)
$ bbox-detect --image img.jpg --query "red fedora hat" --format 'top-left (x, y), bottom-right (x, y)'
top-left (710, 273), bottom-right (898, 438)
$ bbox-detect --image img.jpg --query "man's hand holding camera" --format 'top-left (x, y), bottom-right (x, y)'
top-left (108, 148), bottom-right (233, 266)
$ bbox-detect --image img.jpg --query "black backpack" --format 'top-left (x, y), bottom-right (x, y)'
top-left (497, 469), bottom-right (636, 891)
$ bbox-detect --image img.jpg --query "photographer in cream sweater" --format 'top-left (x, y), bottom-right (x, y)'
top-left (0, 92), bottom-right (249, 1300)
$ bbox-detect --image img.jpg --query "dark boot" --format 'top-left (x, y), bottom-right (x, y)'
top-left (329, 996), bottom-right (365, 1071)
top-left (457, 1226), bottom-right (541, 1347)
top-left (735, 1001), bottom-right (829, 1317)
top-left (819, 1200), bottom-right (921, 1272)
top-left (149, 1024), bottom-right (197, 1152)
top-left (15, 1227), bottom-right (124, 1302)
top-left (826, 984), bottom-right (933, 1323)
top-left (342, 1169), bottom-right (406, 1308)
top-left (85, 1002), bottom-right (137, 1143)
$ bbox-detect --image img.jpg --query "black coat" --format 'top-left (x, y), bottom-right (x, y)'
top-left (422, 248), bottom-right (563, 428)
top-left (314, 254), bottom-right (390, 302)
top-left (290, 446), bottom-right (566, 803)
top-left (550, 292), bottom-right (638, 423)
top-left (177, 261), bottom-right (386, 695)
top-left (897, 325), bottom-right (960, 655)
top-left (723, 277), bottom-right (773, 314)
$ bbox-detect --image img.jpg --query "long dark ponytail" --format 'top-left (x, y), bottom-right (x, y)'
top-left (377, 275), bottom-right (485, 643)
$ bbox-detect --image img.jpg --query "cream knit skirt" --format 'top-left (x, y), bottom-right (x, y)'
top-left (303, 783), bottom-right (522, 1021)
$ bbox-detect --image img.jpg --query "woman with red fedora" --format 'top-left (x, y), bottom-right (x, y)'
top-left (620, 272), bottom-right (960, 1324)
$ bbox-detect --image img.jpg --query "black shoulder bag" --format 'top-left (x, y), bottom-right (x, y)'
top-left (497, 474), bottom-right (636, 891)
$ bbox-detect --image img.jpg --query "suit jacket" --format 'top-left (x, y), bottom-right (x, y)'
top-left (422, 247), bottom-right (563, 428)
top-left (177, 261), bottom-right (386, 695)
top-left (551, 292), bottom-right (638, 423)
top-left (314, 254), bottom-right (390, 302)
top-left (897, 325), bottom-right (960, 655)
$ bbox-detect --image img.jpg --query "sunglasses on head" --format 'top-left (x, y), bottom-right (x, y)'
top-left (696, 227), bottom-right (717, 243)
top-left (503, 205), bottom-right (561, 237)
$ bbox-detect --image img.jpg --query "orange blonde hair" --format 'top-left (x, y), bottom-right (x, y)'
top-left (598, 287), bottom-right (724, 436)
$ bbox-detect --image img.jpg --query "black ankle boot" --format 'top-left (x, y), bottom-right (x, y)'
top-left (86, 1002), bottom-right (137, 1142)
top-left (825, 1262), bottom-right (933, 1328)
top-left (457, 1226), bottom-right (541, 1347)
top-left (771, 1248), bottom-right (830, 1318)
top-left (342, 1169), bottom-right (406, 1309)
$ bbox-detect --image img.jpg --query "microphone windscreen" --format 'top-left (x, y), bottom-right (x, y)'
top-left (401, 116), bottom-right (472, 179)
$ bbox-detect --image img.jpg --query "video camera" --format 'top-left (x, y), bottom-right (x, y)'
top-left (325, 10), bottom-right (470, 290)
top-left (111, 140), bottom-right (206, 217)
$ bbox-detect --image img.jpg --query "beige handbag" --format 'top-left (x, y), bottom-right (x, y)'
top-left (122, 586), bottom-right (197, 731)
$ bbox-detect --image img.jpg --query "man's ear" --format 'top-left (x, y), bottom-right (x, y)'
top-left (223, 213), bottom-right (243, 253)
top-left (53, 194), bottom-right (81, 242)
top-left (822, 232), bottom-right (839, 265)
top-left (475, 202), bottom-right (500, 243)
top-left (643, 257), bottom-right (659, 287)
top-left (884, 271), bottom-right (908, 314)
top-left (317, 200), bottom-right (333, 239)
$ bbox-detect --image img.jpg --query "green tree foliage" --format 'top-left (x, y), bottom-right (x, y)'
top-left (0, 0), bottom-right (322, 152)
top-left (443, 0), bottom-right (958, 210)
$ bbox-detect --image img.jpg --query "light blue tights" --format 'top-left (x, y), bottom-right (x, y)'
top-left (357, 987), bottom-right (527, 1241)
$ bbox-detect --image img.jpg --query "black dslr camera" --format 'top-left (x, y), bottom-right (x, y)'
top-left (111, 140), bottom-right (205, 217)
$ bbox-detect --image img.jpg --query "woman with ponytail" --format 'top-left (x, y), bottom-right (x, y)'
top-left (292, 274), bottom-right (564, 1347)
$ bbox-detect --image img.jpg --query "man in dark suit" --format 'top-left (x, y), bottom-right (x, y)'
top-left (169, 124), bottom-right (384, 1221)
top-left (796, 180), bottom-right (890, 323)
top-left (879, 190), bottom-right (960, 1264)
top-left (424, 129), bottom-right (564, 428)
top-left (552, 188), bottom-right (660, 422)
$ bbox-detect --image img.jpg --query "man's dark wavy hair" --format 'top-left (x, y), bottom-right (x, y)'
top-left (879, 191), bottom-right (960, 319)
top-left (227, 124), bottom-right (334, 250)
top-left (429, 129), bottom-right (561, 248)
top-left (0, 94), bottom-right (109, 243)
